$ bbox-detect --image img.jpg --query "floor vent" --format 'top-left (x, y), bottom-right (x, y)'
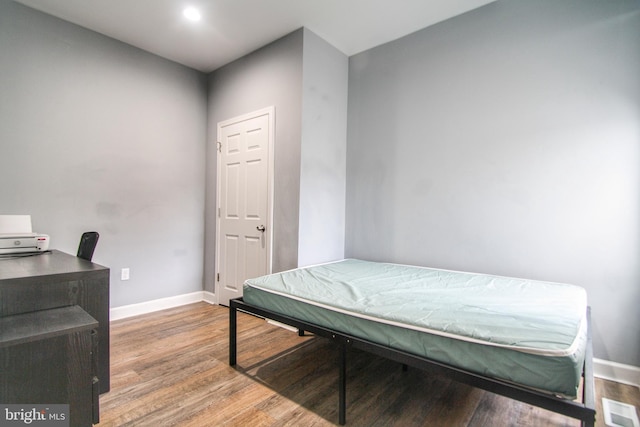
top-left (603, 398), bottom-right (640, 427)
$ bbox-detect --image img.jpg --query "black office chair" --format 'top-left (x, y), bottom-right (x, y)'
top-left (77, 231), bottom-right (99, 261)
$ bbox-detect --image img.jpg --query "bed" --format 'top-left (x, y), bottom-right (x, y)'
top-left (228, 259), bottom-right (595, 426)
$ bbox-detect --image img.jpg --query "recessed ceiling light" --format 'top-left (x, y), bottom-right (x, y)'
top-left (183, 7), bottom-right (201, 22)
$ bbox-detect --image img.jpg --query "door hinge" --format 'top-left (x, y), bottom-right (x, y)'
top-left (217, 141), bottom-right (222, 153)
top-left (217, 273), bottom-right (220, 282)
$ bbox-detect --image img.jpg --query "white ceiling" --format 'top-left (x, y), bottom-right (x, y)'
top-left (13, 0), bottom-right (496, 73)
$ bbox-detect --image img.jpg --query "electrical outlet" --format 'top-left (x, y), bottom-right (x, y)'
top-left (121, 268), bottom-right (130, 281)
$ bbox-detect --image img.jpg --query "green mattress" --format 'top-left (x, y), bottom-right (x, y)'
top-left (243, 259), bottom-right (588, 398)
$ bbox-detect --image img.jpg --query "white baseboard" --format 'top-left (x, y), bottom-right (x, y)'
top-left (110, 292), bottom-right (640, 390)
top-left (202, 291), bottom-right (216, 305)
top-left (594, 358), bottom-right (640, 389)
top-left (110, 291), bottom-right (216, 321)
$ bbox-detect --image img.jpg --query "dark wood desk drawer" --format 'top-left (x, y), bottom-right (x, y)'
top-left (0, 250), bottom-right (110, 393)
top-left (0, 306), bottom-right (99, 427)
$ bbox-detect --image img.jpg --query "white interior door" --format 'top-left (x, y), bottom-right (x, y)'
top-left (216, 107), bottom-right (274, 306)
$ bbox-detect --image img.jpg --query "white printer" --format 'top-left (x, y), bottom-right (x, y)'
top-left (0, 215), bottom-right (50, 255)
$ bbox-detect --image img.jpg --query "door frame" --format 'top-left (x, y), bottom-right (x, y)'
top-left (215, 106), bottom-right (275, 304)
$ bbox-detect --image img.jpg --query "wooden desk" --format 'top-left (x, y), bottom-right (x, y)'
top-left (0, 250), bottom-right (110, 393)
top-left (1, 305), bottom-right (100, 426)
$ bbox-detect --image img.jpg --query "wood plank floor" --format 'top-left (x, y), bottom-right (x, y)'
top-left (99, 302), bottom-right (640, 426)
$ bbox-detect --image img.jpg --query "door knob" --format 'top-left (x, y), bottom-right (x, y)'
top-left (257, 225), bottom-right (266, 232)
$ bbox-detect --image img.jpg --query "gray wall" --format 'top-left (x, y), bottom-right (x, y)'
top-left (0, 0), bottom-right (208, 308)
top-left (299, 29), bottom-right (348, 266)
top-left (205, 30), bottom-right (304, 293)
top-left (346, 0), bottom-right (640, 366)
top-left (205, 28), bottom-right (349, 293)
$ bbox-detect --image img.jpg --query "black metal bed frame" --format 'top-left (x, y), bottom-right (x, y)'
top-left (229, 298), bottom-right (595, 426)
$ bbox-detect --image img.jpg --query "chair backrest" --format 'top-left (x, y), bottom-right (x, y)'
top-left (77, 231), bottom-right (99, 261)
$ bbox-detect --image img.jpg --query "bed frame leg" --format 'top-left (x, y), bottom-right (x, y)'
top-left (339, 342), bottom-right (347, 425)
top-left (229, 303), bottom-right (237, 366)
